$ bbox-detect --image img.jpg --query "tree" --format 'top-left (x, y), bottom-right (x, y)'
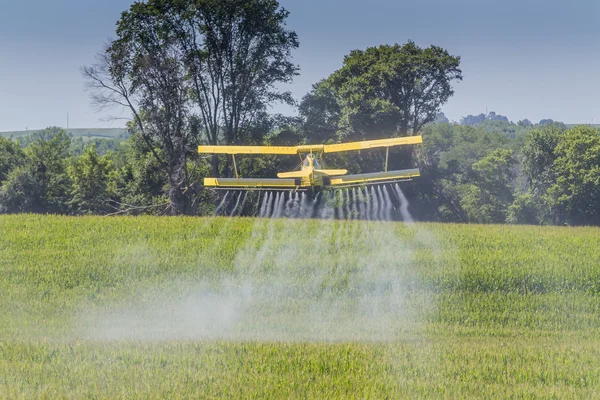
top-left (169, 0), bottom-right (299, 176)
top-left (459, 148), bottom-right (516, 223)
top-left (83, 30), bottom-right (193, 214)
top-left (413, 123), bottom-right (510, 222)
top-left (110, 132), bottom-right (170, 215)
top-left (460, 113), bottom-right (486, 126)
top-left (305, 41), bottom-right (461, 139)
top-left (461, 111), bottom-right (509, 126)
top-left (521, 123), bottom-right (565, 195)
top-left (82, 0), bottom-right (298, 214)
top-left (68, 145), bottom-right (115, 214)
top-left (0, 167), bottom-right (43, 213)
top-left (298, 80), bottom-right (341, 143)
top-left (0, 127), bottom-right (71, 213)
top-left (539, 119), bottom-right (555, 125)
top-left (486, 111), bottom-right (509, 122)
top-left (507, 193), bottom-right (542, 225)
top-left (434, 112), bottom-right (449, 123)
top-left (0, 137), bottom-right (24, 182)
top-left (517, 119), bottom-right (533, 127)
top-left (547, 126), bottom-right (600, 225)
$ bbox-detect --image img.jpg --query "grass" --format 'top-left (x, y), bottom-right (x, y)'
top-left (1, 215), bottom-right (600, 398)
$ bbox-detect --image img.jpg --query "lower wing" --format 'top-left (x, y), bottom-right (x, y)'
top-left (204, 177), bottom-right (307, 190)
top-left (327, 168), bottom-right (420, 187)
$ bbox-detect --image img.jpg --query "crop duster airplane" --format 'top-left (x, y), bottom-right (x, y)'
top-left (198, 136), bottom-right (422, 191)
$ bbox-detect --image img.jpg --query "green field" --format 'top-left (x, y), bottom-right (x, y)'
top-left (1, 215), bottom-right (600, 398)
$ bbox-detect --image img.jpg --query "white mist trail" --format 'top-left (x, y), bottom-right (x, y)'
top-left (394, 183), bottom-right (414, 223)
top-left (79, 184), bottom-right (440, 342)
top-left (229, 192), bottom-right (242, 217)
top-left (214, 191), bottom-right (230, 215)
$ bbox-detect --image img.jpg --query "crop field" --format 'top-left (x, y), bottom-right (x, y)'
top-left (1, 215), bottom-right (600, 398)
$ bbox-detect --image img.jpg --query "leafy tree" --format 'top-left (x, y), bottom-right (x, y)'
top-left (109, 132), bottom-right (170, 214)
top-left (168, 0), bottom-right (299, 171)
top-left (547, 126), bottom-right (600, 225)
top-left (0, 167), bottom-right (43, 213)
top-left (521, 123), bottom-right (565, 195)
top-left (517, 119), bottom-right (533, 127)
top-left (296, 42), bottom-right (462, 189)
top-left (507, 192), bottom-right (542, 225)
top-left (461, 111), bottom-right (509, 126)
top-left (0, 127), bottom-right (71, 213)
top-left (459, 148), bottom-right (516, 223)
top-left (70, 137), bottom-right (123, 156)
top-left (414, 123), bottom-right (510, 222)
top-left (474, 120), bottom-right (526, 141)
top-left (460, 113), bottom-right (486, 125)
top-left (68, 145), bottom-right (115, 214)
top-left (15, 128), bottom-right (73, 148)
top-left (298, 80), bottom-right (341, 143)
top-left (486, 111), bottom-right (509, 122)
top-left (83, 0), bottom-right (298, 213)
top-left (0, 137), bottom-right (24, 182)
top-left (93, 30), bottom-right (192, 214)
top-left (303, 41), bottom-right (461, 140)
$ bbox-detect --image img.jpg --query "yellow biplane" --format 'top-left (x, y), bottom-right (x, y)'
top-left (199, 136), bottom-right (422, 191)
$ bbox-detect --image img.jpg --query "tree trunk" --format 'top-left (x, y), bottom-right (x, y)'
top-left (167, 152), bottom-right (188, 215)
top-left (212, 154), bottom-right (219, 178)
top-left (225, 155), bottom-right (232, 178)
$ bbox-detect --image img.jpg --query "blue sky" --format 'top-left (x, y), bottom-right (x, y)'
top-left (0, 0), bottom-right (598, 131)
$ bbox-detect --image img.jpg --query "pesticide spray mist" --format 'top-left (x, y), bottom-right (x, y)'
top-left (79, 184), bottom-right (443, 342)
top-left (217, 184), bottom-right (414, 221)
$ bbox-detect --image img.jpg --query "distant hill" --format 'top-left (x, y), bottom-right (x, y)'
top-left (0, 128), bottom-right (128, 139)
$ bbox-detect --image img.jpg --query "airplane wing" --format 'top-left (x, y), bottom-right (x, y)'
top-left (204, 169), bottom-right (420, 190)
top-left (198, 145), bottom-right (298, 155)
top-left (327, 168), bottom-right (420, 187)
top-left (322, 136), bottom-right (422, 153)
top-left (204, 177), bottom-right (308, 189)
top-left (198, 136), bottom-right (421, 155)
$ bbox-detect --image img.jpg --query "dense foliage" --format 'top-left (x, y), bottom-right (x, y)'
top-left (300, 41), bottom-right (462, 140)
top-left (1, 121), bottom-right (599, 225)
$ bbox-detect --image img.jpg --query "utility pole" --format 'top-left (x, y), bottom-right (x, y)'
top-left (67, 112), bottom-right (69, 130)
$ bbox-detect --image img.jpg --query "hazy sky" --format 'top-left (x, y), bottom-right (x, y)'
top-left (0, 0), bottom-right (598, 131)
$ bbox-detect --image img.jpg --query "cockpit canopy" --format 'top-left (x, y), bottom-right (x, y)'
top-left (302, 154), bottom-right (321, 168)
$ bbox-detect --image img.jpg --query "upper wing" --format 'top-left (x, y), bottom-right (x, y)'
top-left (198, 136), bottom-right (422, 155)
top-left (198, 145), bottom-right (298, 155)
top-left (322, 136), bottom-right (422, 153)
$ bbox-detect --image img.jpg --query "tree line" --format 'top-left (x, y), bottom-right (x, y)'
top-left (1, 0), bottom-right (598, 225)
top-left (2, 119), bottom-right (599, 225)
